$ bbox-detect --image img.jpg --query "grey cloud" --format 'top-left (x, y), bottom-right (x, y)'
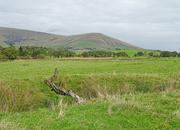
top-left (0, 0), bottom-right (180, 51)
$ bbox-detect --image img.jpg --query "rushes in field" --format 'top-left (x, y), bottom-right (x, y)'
top-left (0, 80), bottom-right (43, 112)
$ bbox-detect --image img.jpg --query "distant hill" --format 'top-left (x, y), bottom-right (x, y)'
top-left (0, 27), bottom-right (143, 51)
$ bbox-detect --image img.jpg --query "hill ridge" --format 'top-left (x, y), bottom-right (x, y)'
top-left (0, 27), bottom-right (143, 51)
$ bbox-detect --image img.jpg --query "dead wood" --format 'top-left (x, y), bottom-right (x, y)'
top-left (45, 68), bottom-right (83, 103)
top-left (46, 99), bottom-right (55, 110)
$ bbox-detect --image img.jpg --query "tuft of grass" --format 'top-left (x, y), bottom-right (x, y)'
top-left (0, 119), bottom-right (25, 130)
top-left (81, 78), bottom-right (104, 99)
top-left (0, 80), bottom-right (44, 112)
top-left (57, 107), bottom-right (66, 118)
top-left (58, 76), bottom-right (67, 90)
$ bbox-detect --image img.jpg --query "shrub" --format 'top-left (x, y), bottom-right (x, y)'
top-left (172, 51), bottom-right (178, 57)
top-left (160, 51), bottom-right (172, 57)
top-left (37, 54), bottom-right (46, 59)
top-left (116, 52), bottom-right (128, 57)
top-left (2, 55), bottom-right (8, 60)
top-left (3, 47), bottom-right (19, 60)
top-left (137, 51), bottom-right (144, 56)
top-left (148, 52), bottom-right (153, 56)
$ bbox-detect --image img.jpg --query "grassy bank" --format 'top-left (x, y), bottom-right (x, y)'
top-left (0, 57), bottom-right (180, 129)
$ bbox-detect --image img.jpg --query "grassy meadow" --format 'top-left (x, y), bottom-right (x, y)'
top-left (0, 57), bottom-right (180, 129)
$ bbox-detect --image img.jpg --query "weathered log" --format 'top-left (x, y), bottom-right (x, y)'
top-left (45, 68), bottom-right (83, 103)
top-left (67, 90), bottom-right (83, 103)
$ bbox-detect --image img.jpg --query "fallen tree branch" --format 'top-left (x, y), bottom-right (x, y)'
top-left (45, 68), bottom-right (83, 103)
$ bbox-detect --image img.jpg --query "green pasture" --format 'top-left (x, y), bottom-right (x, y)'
top-left (0, 57), bottom-right (180, 129)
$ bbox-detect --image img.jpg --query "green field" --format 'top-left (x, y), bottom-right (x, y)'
top-left (0, 57), bottom-right (180, 129)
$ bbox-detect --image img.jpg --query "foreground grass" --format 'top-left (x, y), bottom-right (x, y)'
top-left (1, 91), bottom-right (179, 129)
top-left (0, 57), bottom-right (180, 129)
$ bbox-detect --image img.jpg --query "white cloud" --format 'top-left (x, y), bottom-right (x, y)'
top-left (0, 0), bottom-right (180, 51)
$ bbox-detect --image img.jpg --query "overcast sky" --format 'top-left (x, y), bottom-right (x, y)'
top-left (0, 0), bottom-right (180, 51)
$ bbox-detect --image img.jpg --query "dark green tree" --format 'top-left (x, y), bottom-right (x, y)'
top-left (178, 53), bottom-right (180, 57)
top-left (31, 49), bottom-right (41, 59)
top-left (48, 47), bottom-right (54, 57)
top-left (172, 51), bottom-right (178, 57)
top-left (148, 52), bottom-right (153, 56)
top-left (116, 52), bottom-right (128, 57)
top-left (18, 46), bottom-right (28, 56)
top-left (3, 47), bottom-right (19, 60)
top-left (160, 51), bottom-right (172, 57)
top-left (52, 50), bottom-right (60, 58)
top-left (81, 52), bottom-right (90, 57)
top-left (137, 52), bottom-right (144, 56)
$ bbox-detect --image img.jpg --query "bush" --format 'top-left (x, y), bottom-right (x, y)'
top-left (160, 51), bottom-right (172, 57)
top-left (116, 52), bottom-right (128, 57)
top-left (37, 54), bottom-right (46, 59)
top-left (2, 55), bottom-right (8, 60)
top-left (148, 52), bottom-right (153, 56)
top-left (137, 52), bottom-right (144, 56)
top-left (3, 47), bottom-right (19, 60)
top-left (172, 51), bottom-right (178, 57)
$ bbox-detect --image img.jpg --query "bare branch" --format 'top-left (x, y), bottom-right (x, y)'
top-left (45, 68), bottom-right (83, 103)
top-left (50, 68), bottom-right (58, 82)
top-left (45, 79), bottom-right (68, 95)
top-left (67, 90), bottom-right (84, 103)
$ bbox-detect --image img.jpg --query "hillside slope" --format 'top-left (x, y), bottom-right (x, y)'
top-left (0, 27), bottom-right (143, 50)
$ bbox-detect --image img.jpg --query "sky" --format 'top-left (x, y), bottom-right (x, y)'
top-left (0, 0), bottom-right (180, 51)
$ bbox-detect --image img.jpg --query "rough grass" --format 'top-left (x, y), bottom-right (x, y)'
top-left (0, 80), bottom-right (44, 112)
top-left (0, 57), bottom-right (180, 129)
top-left (0, 91), bottom-right (179, 129)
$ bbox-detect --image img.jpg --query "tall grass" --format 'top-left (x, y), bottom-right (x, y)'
top-left (0, 58), bottom-right (180, 129)
top-left (0, 80), bottom-right (43, 112)
top-left (78, 74), bottom-right (180, 100)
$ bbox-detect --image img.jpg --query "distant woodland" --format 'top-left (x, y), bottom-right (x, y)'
top-left (0, 45), bottom-right (180, 60)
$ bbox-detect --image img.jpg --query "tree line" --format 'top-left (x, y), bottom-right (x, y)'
top-left (134, 51), bottom-right (180, 57)
top-left (0, 45), bottom-right (76, 60)
top-left (0, 45), bottom-right (180, 60)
